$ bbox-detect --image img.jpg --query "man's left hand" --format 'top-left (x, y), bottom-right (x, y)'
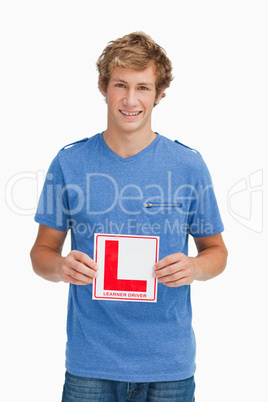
top-left (153, 253), bottom-right (196, 287)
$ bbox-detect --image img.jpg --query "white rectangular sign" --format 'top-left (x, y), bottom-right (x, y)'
top-left (92, 233), bottom-right (159, 302)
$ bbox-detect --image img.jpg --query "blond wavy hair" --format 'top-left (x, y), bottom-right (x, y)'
top-left (96, 32), bottom-right (173, 102)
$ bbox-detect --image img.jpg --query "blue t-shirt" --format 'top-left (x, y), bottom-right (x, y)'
top-left (35, 133), bottom-right (224, 382)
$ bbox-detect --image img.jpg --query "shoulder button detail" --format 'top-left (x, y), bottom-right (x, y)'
top-left (60, 137), bottom-right (88, 151)
top-left (174, 140), bottom-right (198, 153)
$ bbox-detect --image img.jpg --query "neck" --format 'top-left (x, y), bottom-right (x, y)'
top-left (103, 128), bottom-right (157, 158)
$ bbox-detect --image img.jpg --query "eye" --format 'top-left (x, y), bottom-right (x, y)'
top-left (115, 83), bottom-right (126, 88)
top-left (138, 86), bottom-right (149, 91)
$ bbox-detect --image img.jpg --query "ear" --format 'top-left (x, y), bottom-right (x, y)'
top-left (98, 75), bottom-right (107, 97)
top-left (155, 87), bottom-right (166, 105)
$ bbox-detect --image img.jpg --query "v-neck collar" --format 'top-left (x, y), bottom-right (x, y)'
top-left (98, 132), bottom-right (161, 163)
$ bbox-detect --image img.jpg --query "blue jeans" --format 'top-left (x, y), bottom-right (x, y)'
top-left (61, 371), bottom-right (195, 401)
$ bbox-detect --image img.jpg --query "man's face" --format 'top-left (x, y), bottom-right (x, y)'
top-left (102, 65), bottom-right (163, 136)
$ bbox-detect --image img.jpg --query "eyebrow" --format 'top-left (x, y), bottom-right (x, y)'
top-left (111, 78), bottom-right (154, 87)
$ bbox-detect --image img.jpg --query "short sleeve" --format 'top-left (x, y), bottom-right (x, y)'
top-left (34, 154), bottom-right (70, 231)
top-left (187, 156), bottom-right (224, 238)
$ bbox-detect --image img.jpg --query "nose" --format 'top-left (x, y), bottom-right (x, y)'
top-left (123, 88), bottom-right (138, 107)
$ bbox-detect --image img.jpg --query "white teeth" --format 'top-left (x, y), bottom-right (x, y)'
top-left (121, 110), bottom-right (140, 116)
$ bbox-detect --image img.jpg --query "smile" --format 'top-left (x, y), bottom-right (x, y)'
top-left (120, 110), bottom-right (142, 116)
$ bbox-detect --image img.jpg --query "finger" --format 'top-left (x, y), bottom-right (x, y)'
top-left (69, 267), bottom-right (96, 284)
top-left (63, 262), bottom-right (97, 284)
top-left (65, 253), bottom-right (98, 278)
top-left (70, 250), bottom-right (98, 270)
top-left (62, 272), bottom-right (94, 286)
top-left (156, 268), bottom-right (186, 283)
top-left (154, 253), bottom-right (184, 271)
top-left (163, 276), bottom-right (191, 288)
top-left (72, 259), bottom-right (98, 279)
top-left (153, 262), bottom-right (180, 279)
top-left (62, 256), bottom-right (98, 284)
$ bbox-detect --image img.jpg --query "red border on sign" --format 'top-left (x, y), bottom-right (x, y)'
top-left (93, 234), bottom-right (158, 301)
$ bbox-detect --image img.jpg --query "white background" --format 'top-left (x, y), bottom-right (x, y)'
top-left (1, 0), bottom-right (267, 401)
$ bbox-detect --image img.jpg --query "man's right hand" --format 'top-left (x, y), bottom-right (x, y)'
top-left (30, 224), bottom-right (98, 284)
top-left (59, 250), bottom-right (98, 285)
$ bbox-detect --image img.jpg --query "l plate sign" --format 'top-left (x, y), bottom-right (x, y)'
top-left (92, 234), bottom-right (159, 302)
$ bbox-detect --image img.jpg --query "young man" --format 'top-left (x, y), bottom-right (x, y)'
top-left (31, 32), bottom-right (227, 401)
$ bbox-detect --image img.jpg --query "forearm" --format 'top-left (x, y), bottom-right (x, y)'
top-left (30, 245), bottom-right (64, 283)
top-left (189, 244), bottom-right (228, 282)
